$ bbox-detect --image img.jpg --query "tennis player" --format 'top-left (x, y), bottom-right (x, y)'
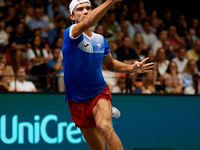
top-left (62, 0), bottom-right (154, 149)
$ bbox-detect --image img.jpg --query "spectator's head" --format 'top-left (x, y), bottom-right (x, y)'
top-left (52, 47), bottom-right (61, 60)
top-left (34, 6), bottom-right (42, 20)
top-left (56, 17), bottom-right (66, 29)
top-left (193, 40), bottom-right (200, 53)
top-left (108, 12), bottom-right (116, 24)
top-left (95, 24), bottom-right (104, 35)
top-left (144, 49), bottom-right (154, 63)
top-left (0, 19), bottom-right (5, 30)
top-left (52, 4), bottom-right (59, 12)
top-left (191, 18), bottom-right (199, 29)
top-left (0, 53), bottom-right (7, 67)
top-left (132, 33), bottom-right (144, 45)
top-left (15, 22), bottom-right (25, 35)
top-left (7, 6), bottom-right (16, 17)
top-left (122, 36), bottom-right (131, 49)
top-left (32, 35), bottom-right (41, 48)
top-left (26, 6), bottom-right (34, 16)
top-left (177, 47), bottom-right (186, 60)
top-left (141, 19), bottom-right (151, 33)
top-left (53, 11), bottom-right (62, 21)
top-left (168, 25), bottom-right (177, 37)
top-left (117, 77), bottom-right (126, 91)
top-left (5, 0), bottom-right (13, 7)
top-left (121, 22), bottom-right (129, 34)
top-left (53, 36), bottom-right (63, 49)
top-left (178, 15), bottom-right (186, 25)
top-left (0, 64), bottom-right (3, 82)
top-left (32, 28), bottom-right (41, 37)
top-left (184, 60), bottom-right (198, 74)
top-left (164, 8), bottom-right (171, 19)
top-left (15, 66), bottom-right (26, 82)
top-left (155, 47), bottom-right (166, 62)
top-left (163, 39), bottom-right (172, 51)
top-left (58, 28), bottom-right (65, 37)
top-left (108, 41), bottom-right (117, 53)
top-left (166, 61), bottom-right (178, 74)
top-left (132, 12), bottom-right (139, 23)
top-left (158, 30), bottom-right (168, 42)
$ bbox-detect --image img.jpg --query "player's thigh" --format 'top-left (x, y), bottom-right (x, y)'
top-left (81, 127), bottom-right (105, 150)
top-left (92, 99), bottom-right (112, 127)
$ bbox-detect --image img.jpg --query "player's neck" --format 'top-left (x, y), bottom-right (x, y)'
top-left (84, 28), bottom-right (92, 37)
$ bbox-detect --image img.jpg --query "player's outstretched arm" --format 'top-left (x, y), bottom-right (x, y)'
top-left (71, 0), bottom-right (121, 37)
top-left (103, 53), bottom-right (154, 74)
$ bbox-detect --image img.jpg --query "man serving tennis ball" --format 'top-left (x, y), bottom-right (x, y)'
top-left (62, 0), bottom-right (154, 149)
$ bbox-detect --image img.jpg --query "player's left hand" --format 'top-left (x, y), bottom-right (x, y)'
top-left (132, 57), bottom-right (154, 73)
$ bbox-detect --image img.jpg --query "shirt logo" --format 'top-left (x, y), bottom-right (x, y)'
top-left (84, 44), bottom-right (89, 47)
top-left (97, 44), bottom-right (101, 49)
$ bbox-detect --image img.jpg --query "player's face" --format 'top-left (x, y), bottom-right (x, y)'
top-left (71, 3), bottom-right (92, 23)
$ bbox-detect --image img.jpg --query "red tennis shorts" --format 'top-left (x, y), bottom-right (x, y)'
top-left (68, 85), bottom-right (112, 128)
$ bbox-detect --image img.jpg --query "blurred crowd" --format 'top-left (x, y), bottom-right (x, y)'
top-left (0, 0), bottom-right (200, 94)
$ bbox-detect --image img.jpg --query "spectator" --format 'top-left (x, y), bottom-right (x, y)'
top-left (129, 73), bottom-right (142, 94)
top-left (182, 59), bottom-right (200, 88)
top-left (141, 19), bottom-right (157, 47)
top-left (49, 11), bottom-right (62, 29)
top-left (4, 6), bottom-right (16, 28)
top-left (176, 15), bottom-right (188, 39)
top-left (9, 22), bottom-right (29, 67)
top-left (154, 47), bottom-right (169, 76)
top-left (24, 6), bottom-right (34, 25)
top-left (183, 74), bottom-right (200, 95)
top-left (48, 16), bottom-right (66, 46)
top-left (162, 61), bottom-right (183, 94)
top-left (190, 18), bottom-right (200, 38)
top-left (163, 39), bottom-right (176, 61)
top-left (27, 35), bottom-right (50, 89)
top-left (144, 49), bottom-right (155, 63)
top-left (95, 24), bottom-right (104, 35)
top-left (168, 25), bottom-right (185, 51)
top-left (47, 0), bottom-right (69, 19)
top-left (111, 77), bottom-right (126, 93)
top-left (131, 33), bottom-right (148, 60)
top-left (9, 66), bottom-right (37, 92)
top-left (151, 29), bottom-right (169, 55)
top-left (102, 11), bottom-right (119, 41)
top-left (52, 36), bottom-right (63, 50)
top-left (115, 36), bottom-right (139, 64)
top-left (141, 71), bottom-right (157, 94)
top-left (0, 64), bottom-right (8, 91)
top-left (114, 31), bottom-right (124, 48)
top-left (162, 8), bottom-right (174, 30)
top-left (40, 5), bottom-right (50, 23)
top-left (29, 6), bottom-right (51, 40)
top-left (172, 47), bottom-right (188, 73)
top-left (0, 18), bottom-right (9, 53)
top-left (186, 40), bottom-right (200, 61)
top-left (47, 47), bottom-right (64, 92)
top-left (131, 12), bottom-right (143, 33)
top-left (0, 53), bottom-right (14, 91)
top-left (118, 14), bottom-right (135, 40)
top-left (108, 41), bottom-right (118, 59)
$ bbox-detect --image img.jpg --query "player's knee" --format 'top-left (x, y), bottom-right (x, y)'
top-left (97, 121), bottom-right (113, 137)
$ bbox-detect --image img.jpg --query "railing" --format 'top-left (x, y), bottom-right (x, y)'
top-left (0, 74), bottom-right (199, 95)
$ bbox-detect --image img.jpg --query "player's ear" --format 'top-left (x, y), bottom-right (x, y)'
top-left (70, 14), bottom-right (75, 22)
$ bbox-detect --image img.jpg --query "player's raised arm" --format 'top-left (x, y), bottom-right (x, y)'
top-left (69, 0), bottom-right (121, 37)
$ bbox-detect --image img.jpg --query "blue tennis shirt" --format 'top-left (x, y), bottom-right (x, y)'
top-left (62, 25), bottom-right (110, 102)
